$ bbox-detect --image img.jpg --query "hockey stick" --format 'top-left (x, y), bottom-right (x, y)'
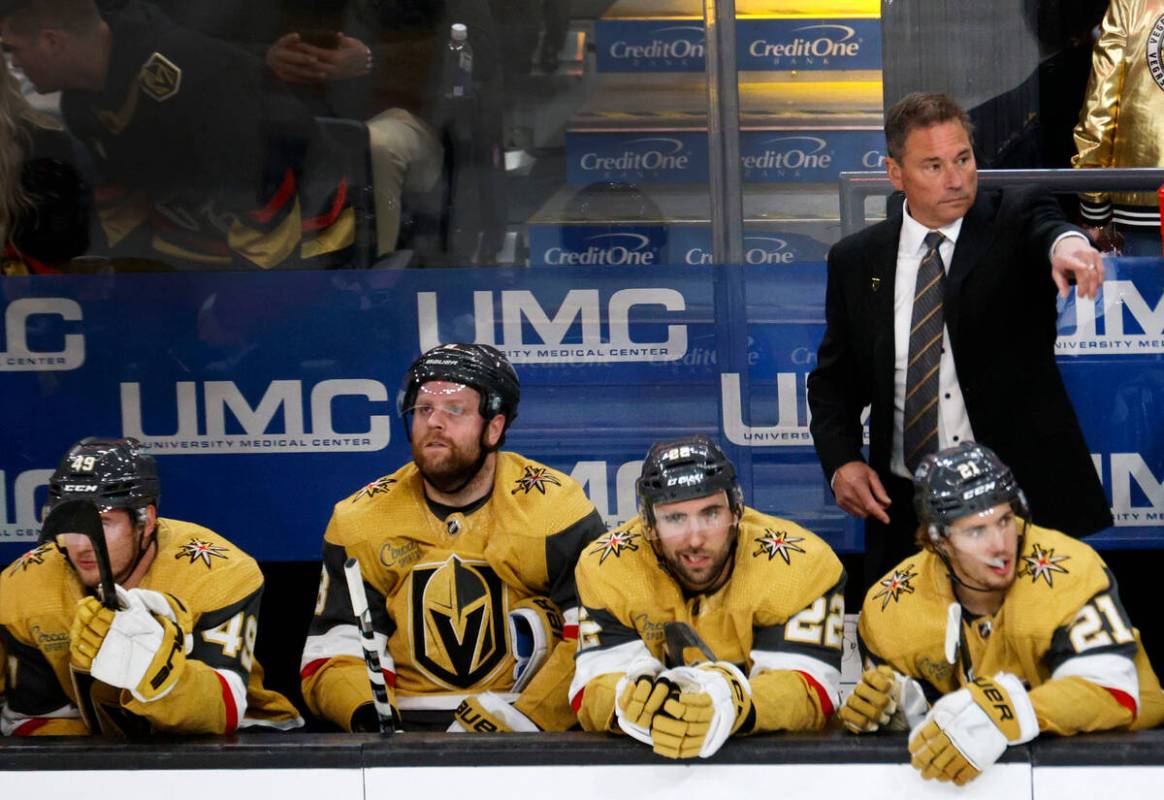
top-left (42, 499), bottom-right (119, 610)
top-left (663, 621), bottom-right (717, 667)
top-left (343, 557), bottom-right (397, 734)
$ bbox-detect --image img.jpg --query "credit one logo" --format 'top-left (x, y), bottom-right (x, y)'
top-left (1099, 453), bottom-right (1164, 525)
top-left (748, 24), bottom-right (862, 61)
top-left (569, 460), bottom-right (643, 529)
top-left (416, 288), bottom-right (688, 364)
top-left (1057, 280), bottom-right (1164, 355)
top-left (543, 233), bottom-right (658, 266)
top-left (121, 379), bottom-right (390, 453)
top-left (608, 26), bottom-right (705, 62)
top-left (0, 298), bottom-right (84, 371)
top-left (685, 236), bottom-right (797, 265)
top-left (721, 372), bottom-right (870, 446)
top-left (578, 137), bottom-right (691, 174)
top-left (0, 469), bottom-right (52, 542)
top-left (741, 136), bottom-right (832, 173)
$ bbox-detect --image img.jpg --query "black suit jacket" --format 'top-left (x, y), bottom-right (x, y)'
top-left (807, 187), bottom-right (1113, 537)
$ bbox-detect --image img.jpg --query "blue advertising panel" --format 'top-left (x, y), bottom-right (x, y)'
top-left (594, 17), bottom-right (882, 73)
top-left (2, 258), bottom-right (1161, 565)
top-left (565, 129), bottom-right (885, 185)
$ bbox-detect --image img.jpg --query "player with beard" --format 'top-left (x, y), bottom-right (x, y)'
top-left (569, 436), bottom-right (846, 759)
top-left (840, 443), bottom-right (1164, 786)
top-left (301, 343), bottom-right (606, 732)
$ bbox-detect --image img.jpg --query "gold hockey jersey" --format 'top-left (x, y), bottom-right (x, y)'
top-left (1072, 0), bottom-right (1164, 226)
top-left (570, 508), bottom-right (846, 735)
top-left (859, 525), bottom-right (1164, 734)
top-left (0, 519), bottom-right (302, 736)
top-left (300, 452), bottom-right (606, 731)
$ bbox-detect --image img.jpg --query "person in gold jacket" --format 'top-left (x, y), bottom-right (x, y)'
top-left (570, 436), bottom-right (846, 759)
top-left (300, 343), bottom-right (606, 732)
top-left (1072, 0), bottom-right (1164, 255)
top-left (0, 437), bottom-right (302, 736)
top-left (840, 442), bottom-right (1164, 786)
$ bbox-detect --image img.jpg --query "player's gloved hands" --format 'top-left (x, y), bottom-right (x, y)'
top-left (839, 665), bottom-right (929, 733)
top-left (448, 691), bottom-right (540, 733)
top-left (618, 674), bottom-right (676, 731)
top-left (507, 596), bottom-right (564, 692)
top-left (650, 661), bottom-right (754, 759)
top-left (73, 586), bottom-right (193, 703)
top-left (908, 672), bottom-right (1038, 785)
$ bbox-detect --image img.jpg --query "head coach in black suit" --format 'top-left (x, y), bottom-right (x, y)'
top-left (807, 91), bottom-right (1112, 589)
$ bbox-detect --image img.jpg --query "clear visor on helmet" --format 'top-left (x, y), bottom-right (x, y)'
top-left (405, 382), bottom-right (474, 420)
top-left (649, 492), bottom-right (733, 540)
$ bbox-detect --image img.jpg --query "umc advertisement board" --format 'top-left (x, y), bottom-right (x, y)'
top-left (1, 260), bottom-right (1161, 565)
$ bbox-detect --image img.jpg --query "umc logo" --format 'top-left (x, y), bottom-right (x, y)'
top-left (720, 372), bottom-right (871, 447)
top-left (0, 298), bottom-right (84, 371)
top-left (0, 469), bottom-right (52, 542)
top-left (748, 24), bottom-right (863, 62)
top-left (608, 26), bottom-right (705, 62)
top-left (1057, 280), bottom-right (1164, 355)
top-left (120, 379), bottom-right (391, 454)
top-left (578, 137), bottom-right (691, 175)
top-left (569, 459), bottom-right (643, 529)
top-left (1100, 453), bottom-right (1164, 525)
top-left (416, 288), bottom-right (689, 364)
top-left (542, 233), bottom-right (658, 266)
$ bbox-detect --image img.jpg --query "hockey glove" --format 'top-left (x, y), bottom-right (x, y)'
top-left (650, 661), bottom-right (754, 759)
top-left (908, 672), bottom-right (1039, 786)
top-left (75, 586), bottom-right (193, 704)
top-left (839, 665), bottom-right (929, 733)
top-left (448, 691), bottom-right (540, 733)
top-left (507, 596), bottom-right (564, 693)
top-left (612, 654), bottom-right (667, 742)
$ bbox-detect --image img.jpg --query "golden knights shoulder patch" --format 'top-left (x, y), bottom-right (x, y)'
top-left (511, 465), bottom-right (561, 495)
top-left (589, 530), bottom-right (639, 564)
top-left (7, 543), bottom-right (52, 575)
top-left (1018, 543), bottom-right (1070, 587)
top-left (139, 52), bottom-right (182, 102)
top-left (353, 477), bottom-right (397, 503)
top-left (873, 564), bottom-right (918, 610)
top-left (175, 538), bottom-right (229, 568)
top-left (752, 528), bottom-right (806, 564)
top-left (409, 554), bottom-right (508, 689)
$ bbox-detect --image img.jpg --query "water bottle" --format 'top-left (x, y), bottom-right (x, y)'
top-left (444, 23), bottom-right (473, 99)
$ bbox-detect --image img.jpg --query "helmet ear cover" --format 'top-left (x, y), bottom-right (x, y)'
top-left (637, 436), bottom-right (742, 531)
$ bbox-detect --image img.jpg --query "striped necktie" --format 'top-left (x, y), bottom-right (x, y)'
top-left (904, 231), bottom-right (946, 473)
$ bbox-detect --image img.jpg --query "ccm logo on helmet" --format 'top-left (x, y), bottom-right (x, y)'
top-left (667, 474), bottom-right (701, 487)
top-left (61, 484), bottom-right (99, 493)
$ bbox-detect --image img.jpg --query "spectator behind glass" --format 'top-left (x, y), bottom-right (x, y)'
top-left (142, 0), bottom-right (448, 258)
top-left (0, 0), bottom-right (356, 270)
top-left (0, 51), bottom-right (89, 275)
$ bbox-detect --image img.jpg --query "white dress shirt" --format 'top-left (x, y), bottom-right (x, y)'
top-left (890, 203), bottom-right (975, 479)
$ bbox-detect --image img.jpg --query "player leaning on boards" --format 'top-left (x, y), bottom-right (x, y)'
top-left (570, 436), bottom-right (846, 759)
top-left (0, 438), bottom-right (302, 735)
top-left (301, 343), bottom-right (607, 732)
top-left (840, 443), bottom-right (1164, 785)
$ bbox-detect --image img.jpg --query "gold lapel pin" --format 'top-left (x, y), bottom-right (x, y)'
top-left (871, 276), bottom-right (882, 292)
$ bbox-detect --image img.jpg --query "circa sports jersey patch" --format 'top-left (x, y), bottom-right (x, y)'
top-left (7, 544), bottom-right (51, 575)
top-left (175, 538), bottom-right (229, 568)
top-left (873, 565), bottom-right (918, 610)
top-left (352, 476), bottom-right (397, 503)
top-left (139, 52), bottom-right (182, 101)
top-left (511, 465), bottom-right (562, 495)
top-left (410, 554), bottom-right (508, 689)
top-left (1149, 15), bottom-right (1164, 92)
top-left (1018, 543), bottom-right (1070, 587)
top-left (589, 530), bottom-right (639, 564)
top-left (752, 528), bottom-right (806, 564)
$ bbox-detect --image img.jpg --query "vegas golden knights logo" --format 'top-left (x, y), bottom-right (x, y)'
top-left (140, 52), bottom-right (182, 102)
top-left (409, 555), bottom-right (508, 689)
